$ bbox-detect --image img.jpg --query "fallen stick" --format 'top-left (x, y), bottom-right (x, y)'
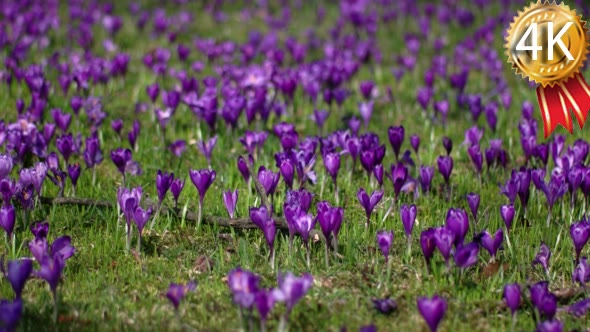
top-left (38, 196), bottom-right (290, 230)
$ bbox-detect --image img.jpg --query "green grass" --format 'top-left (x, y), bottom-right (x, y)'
top-left (2, 1), bottom-right (590, 331)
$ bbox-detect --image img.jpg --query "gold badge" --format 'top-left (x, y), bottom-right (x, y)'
top-left (504, 1), bottom-right (590, 137)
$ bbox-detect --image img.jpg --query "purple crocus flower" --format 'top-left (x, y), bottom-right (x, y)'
top-left (0, 178), bottom-right (15, 206)
top-left (359, 80), bottom-right (375, 100)
top-left (166, 281), bottom-right (197, 310)
top-left (223, 190), bottom-right (238, 219)
top-left (310, 109), bottom-right (330, 132)
top-left (373, 164), bottom-right (384, 187)
top-left (50, 236), bottom-right (76, 262)
top-left (533, 242), bottom-right (551, 274)
top-left (387, 126), bottom-right (404, 161)
top-left (189, 169), bottom-right (216, 204)
top-left (534, 291), bottom-right (557, 321)
top-left (357, 188), bottom-right (384, 230)
top-left (134, 207), bottom-right (152, 250)
top-left (0, 204), bottom-right (15, 238)
top-left (289, 209), bottom-right (314, 264)
top-left (478, 229), bottom-right (503, 259)
top-left (67, 163), bottom-right (81, 194)
top-left (323, 152), bottom-right (341, 187)
top-left (434, 99), bottom-right (449, 123)
top-left (170, 178), bottom-right (185, 208)
top-left (249, 205), bottom-right (276, 267)
top-left (272, 272), bottom-right (313, 314)
top-left (51, 109), bottom-right (72, 132)
top-left (34, 254), bottom-right (66, 321)
top-left (276, 154), bottom-right (295, 189)
top-left (434, 227), bottom-right (455, 264)
top-left (360, 149), bottom-right (376, 178)
top-left (573, 258), bottom-right (590, 285)
top-left (0, 154), bottom-right (13, 179)
top-left (169, 140), bottom-right (186, 157)
top-left (111, 119), bottom-right (123, 135)
top-left (189, 169), bottom-right (216, 227)
top-left (539, 173), bottom-right (567, 227)
top-left (410, 134), bottom-right (420, 155)
top-left (417, 295), bottom-right (447, 332)
top-left (503, 283), bottom-right (521, 316)
top-left (317, 201), bottom-right (343, 264)
top-left (0, 299), bottom-right (22, 331)
top-left (454, 242), bottom-right (480, 269)
top-left (16, 184), bottom-right (34, 211)
top-left (117, 186), bottom-right (142, 249)
top-left (56, 134), bottom-right (74, 163)
top-left (29, 237), bottom-right (48, 262)
top-left (567, 298), bottom-right (590, 317)
top-left (400, 204), bottom-right (417, 240)
top-left (372, 297), bottom-right (397, 314)
top-left (5, 258), bottom-right (33, 298)
top-left (437, 155), bottom-right (453, 185)
top-left (570, 221), bottom-right (590, 263)
top-left (195, 135), bottom-right (218, 167)
top-left (128, 120), bottom-right (141, 150)
top-left (83, 136), bottom-right (104, 171)
top-left (388, 163), bottom-right (408, 200)
top-left (258, 166), bottom-right (280, 197)
top-left (358, 101), bottom-right (374, 128)
top-left (146, 83), bottom-right (160, 102)
top-left (376, 230), bottom-right (394, 262)
top-left (445, 208), bottom-right (469, 246)
top-left (227, 267), bottom-right (260, 309)
top-left (466, 193), bottom-right (480, 223)
top-left (500, 204), bottom-right (515, 231)
top-left (499, 177), bottom-right (518, 204)
top-left (442, 137), bottom-right (452, 155)
top-left (237, 155), bottom-right (252, 183)
top-left (254, 289), bottom-right (276, 331)
top-left (535, 320), bottom-right (563, 332)
top-left (463, 126), bottom-right (484, 147)
top-left (156, 170), bottom-right (174, 206)
top-left (110, 147), bottom-right (133, 183)
top-left (421, 228), bottom-right (437, 268)
top-left (30, 221), bottom-right (49, 239)
top-left (419, 166), bottom-right (434, 195)
top-left (467, 145), bottom-right (483, 176)
top-left (514, 168), bottom-right (531, 212)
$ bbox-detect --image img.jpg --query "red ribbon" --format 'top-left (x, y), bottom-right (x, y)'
top-left (536, 73), bottom-right (590, 138)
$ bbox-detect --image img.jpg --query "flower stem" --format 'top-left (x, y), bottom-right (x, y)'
top-left (149, 204), bottom-right (161, 230)
top-left (546, 208), bottom-right (552, 228)
top-left (126, 224), bottom-right (132, 252)
top-left (136, 235), bottom-right (142, 253)
top-left (278, 313), bottom-right (288, 332)
top-left (386, 257), bottom-right (392, 285)
top-left (305, 242), bottom-right (311, 269)
top-left (197, 201), bottom-right (203, 232)
top-left (324, 242), bottom-right (330, 268)
top-left (381, 198), bottom-right (395, 224)
top-left (52, 289), bottom-right (58, 325)
top-left (288, 234), bottom-right (293, 260)
top-left (238, 308), bottom-right (245, 332)
top-left (270, 247), bottom-right (275, 271)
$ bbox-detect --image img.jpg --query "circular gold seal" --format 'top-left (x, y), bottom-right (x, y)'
top-left (505, 1), bottom-right (589, 87)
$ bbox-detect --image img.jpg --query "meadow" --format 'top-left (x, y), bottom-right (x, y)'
top-left (1, 0), bottom-right (590, 331)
